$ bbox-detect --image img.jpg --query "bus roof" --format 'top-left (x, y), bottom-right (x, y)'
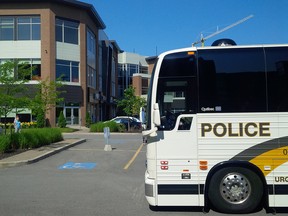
top-left (158, 43), bottom-right (288, 58)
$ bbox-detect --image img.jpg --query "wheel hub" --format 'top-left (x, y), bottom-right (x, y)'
top-left (220, 173), bottom-right (251, 204)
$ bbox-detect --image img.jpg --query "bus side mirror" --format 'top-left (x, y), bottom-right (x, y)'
top-left (142, 103), bottom-right (160, 138)
top-left (153, 103), bottom-right (161, 126)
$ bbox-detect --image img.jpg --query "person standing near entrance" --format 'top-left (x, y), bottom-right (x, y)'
top-left (14, 115), bottom-right (21, 133)
top-left (13, 115), bottom-right (18, 133)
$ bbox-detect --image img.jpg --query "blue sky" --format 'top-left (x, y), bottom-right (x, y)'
top-left (82, 0), bottom-right (288, 56)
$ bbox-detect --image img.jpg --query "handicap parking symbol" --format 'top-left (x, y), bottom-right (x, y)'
top-left (58, 162), bottom-right (97, 170)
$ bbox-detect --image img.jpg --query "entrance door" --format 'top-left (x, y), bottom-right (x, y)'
top-left (65, 107), bottom-right (79, 125)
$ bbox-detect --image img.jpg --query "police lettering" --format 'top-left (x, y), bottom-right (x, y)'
top-left (201, 122), bottom-right (270, 137)
top-left (275, 176), bottom-right (288, 182)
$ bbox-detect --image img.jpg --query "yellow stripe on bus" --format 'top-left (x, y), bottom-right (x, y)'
top-left (249, 146), bottom-right (288, 176)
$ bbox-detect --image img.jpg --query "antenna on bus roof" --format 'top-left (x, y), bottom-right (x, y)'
top-left (192, 14), bottom-right (254, 47)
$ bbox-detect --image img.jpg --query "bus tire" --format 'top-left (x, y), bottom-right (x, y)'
top-left (208, 167), bottom-right (263, 214)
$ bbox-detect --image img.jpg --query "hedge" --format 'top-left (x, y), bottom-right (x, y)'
top-left (90, 121), bottom-right (125, 132)
top-left (0, 128), bottom-right (63, 153)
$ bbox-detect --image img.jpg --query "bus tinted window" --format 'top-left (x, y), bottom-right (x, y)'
top-left (157, 52), bottom-right (197, 130)
top-left (198, 48), bottom-right (267, 112)
top-left (265, 47), bottom-right (288, 112)
top-left (159, 52), bottom-right (197, 78)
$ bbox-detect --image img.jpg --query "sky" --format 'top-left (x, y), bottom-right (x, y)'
top-left (82, 0), bottom-right (288, 57)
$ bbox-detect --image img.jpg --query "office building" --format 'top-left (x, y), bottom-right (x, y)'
top-left (0, 0), bottom-right (121, 126)
top-left (118, 52), bottom-right (150, 99)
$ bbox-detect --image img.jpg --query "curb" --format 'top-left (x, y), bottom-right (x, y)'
top-left (0, 138), bottom-right (86, 168)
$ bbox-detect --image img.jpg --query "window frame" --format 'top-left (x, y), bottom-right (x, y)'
top-left (56, 59), bottom-right (79, 83)
top-left (55, 18), bottom-right (79, 45)
top-left (0, 16), bottom-right (40, 41)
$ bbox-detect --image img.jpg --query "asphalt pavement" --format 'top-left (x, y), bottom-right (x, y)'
top-left (0, 127), bottom-right (271, 216)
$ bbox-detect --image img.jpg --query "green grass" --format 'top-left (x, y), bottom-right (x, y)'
top-left (57, 127), bottom-right (78, 133)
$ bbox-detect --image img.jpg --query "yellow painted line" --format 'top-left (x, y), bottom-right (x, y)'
top-left (124, 143), bottom-right (144, 170)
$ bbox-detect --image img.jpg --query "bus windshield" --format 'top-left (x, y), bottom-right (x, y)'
top-left (156, 52), bottom-right (197, 130)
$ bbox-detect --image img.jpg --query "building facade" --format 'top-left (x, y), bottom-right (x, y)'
top-left (0, 0), bottom-right (121, 126)
top-left (118, 52), bottom-right (149, 99)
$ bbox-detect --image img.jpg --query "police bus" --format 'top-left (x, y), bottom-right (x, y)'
top-left (143, 40), bottom-right (288, 213)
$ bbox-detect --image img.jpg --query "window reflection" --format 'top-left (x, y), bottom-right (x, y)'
top-left (56, 60), bottom-right (79, 82)
top-left (56, 18), bottom-right (79, 45)
top-left (0, 16), bottom-right (40, 41)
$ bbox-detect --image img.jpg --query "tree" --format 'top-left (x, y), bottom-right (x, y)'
top-left (85, 112), bottom-right (92, 128)
top-left (0, 60), bottom-right (31, 134)
top-left (57, 111), bottom-right (66, 128)
top-left (116, 86), bottom-right (146, 130)
top-left (30, 77), bottom-right (65, 127)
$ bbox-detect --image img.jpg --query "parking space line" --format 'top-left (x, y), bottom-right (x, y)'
top-left (123, 143), bottom-right (144, 170)
top-left (69, 148), bottom-right (144, 152)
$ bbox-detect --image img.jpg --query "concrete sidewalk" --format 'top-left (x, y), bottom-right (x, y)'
top-left (0, 138), bottom-right (86, 168)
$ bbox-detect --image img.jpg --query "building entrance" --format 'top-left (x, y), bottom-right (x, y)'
top-left (64, 107), bottom-right (79, 125)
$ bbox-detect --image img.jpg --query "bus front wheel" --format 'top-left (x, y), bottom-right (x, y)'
top-left (208, 167), bottom-right (263, 214)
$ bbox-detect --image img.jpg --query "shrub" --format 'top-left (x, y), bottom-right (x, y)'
top-left (90, 122), bottom-right (104, 132)
top-left (0, 128), bottom-right (63, 152)
top-left (36, 111), bottom-right (45, 128)
top-left (21, 128), bottom-right (63, 148)
top-left (45, 128), bottom-right (63, 143)
top-left (106, 121), bottom-right (125, 132)
top-left (90, 121), bottom-right (124, 132)
top-left (10, 133), bottom-right (20, 150)
top-left (18, 131), bottom-right (41, 149)
top-left (0, 135), bottom-right (11, 153)
top-left (58, 111), bottom-right (67, 128)
top-left (116, 123), bottom-right (126, 132)
top-left (85, 112), bottom-right (92, 128)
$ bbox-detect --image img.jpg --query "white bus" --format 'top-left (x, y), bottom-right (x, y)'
top-left (143, 41), bottom-right (288, 214)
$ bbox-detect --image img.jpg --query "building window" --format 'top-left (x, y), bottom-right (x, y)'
top-left (0, 16), bottom-right (40, 41)
top-left (0, 17), bottom-right (14, 40)
top-left (128, 64), bottom-right (139, 75)
top-left (111, 57), bottom-right (116, 97)
top-left (17, 17), bottom-right (40, 40)
top-left (56, 59), bottom-right (79, 82)
top-left (140, 65), bottom-right (148, 74)
top-left (87, 29), bottom-right (96, 56)
top-left (0, 59), bottom-right (41, 80)
top-left (99, 44), bottom-right (103, 91)
top-left (141, 78), bottom-right (148, 95)
top-left (87, 66), bottom-right (96, 88)
top-left (56, 18), bottom-right (79, 45)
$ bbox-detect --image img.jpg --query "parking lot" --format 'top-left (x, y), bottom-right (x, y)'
top-left (0, 133), bottom-right (270, 216)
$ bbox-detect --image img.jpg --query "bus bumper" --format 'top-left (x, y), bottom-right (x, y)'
top-left (145, 170), bottom-right (156, 206)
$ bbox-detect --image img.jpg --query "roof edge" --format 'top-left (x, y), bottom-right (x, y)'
top-left (1, 0), bottom-right (106, 29)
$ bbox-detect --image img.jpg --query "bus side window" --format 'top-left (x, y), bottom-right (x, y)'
top-left (177, 117), bottom-right (193, 130)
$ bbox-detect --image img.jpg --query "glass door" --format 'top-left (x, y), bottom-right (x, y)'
top-left (65, 107), bottom-right (79, 125)
top-left (72, 108), bottom-right (79, 125)
top-left (65, 108), bottom-right (72, 125)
